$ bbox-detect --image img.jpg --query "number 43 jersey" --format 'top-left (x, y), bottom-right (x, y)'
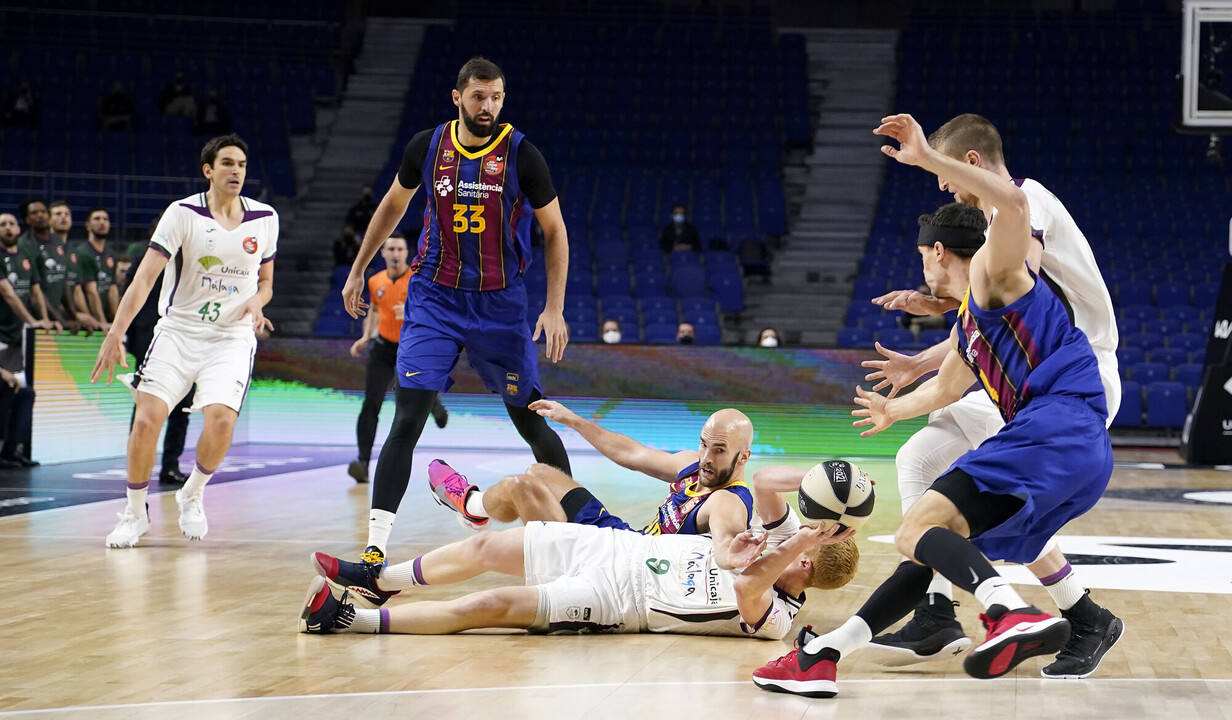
top-left (148, 193), bottom-right (278, 338)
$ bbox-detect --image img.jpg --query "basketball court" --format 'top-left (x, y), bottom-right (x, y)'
top-left (2, 397), bottom-right (1230, 719)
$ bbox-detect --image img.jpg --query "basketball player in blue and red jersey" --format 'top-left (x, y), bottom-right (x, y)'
top-left (752, 114), bottom-right (1114, 697)
top-left (319, 404), bottom-right (761, 606)
top-left (339, 57), bottom-right (571, 575)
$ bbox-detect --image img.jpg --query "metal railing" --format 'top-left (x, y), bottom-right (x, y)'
top-left (0, 171), bottom-right (262, 240)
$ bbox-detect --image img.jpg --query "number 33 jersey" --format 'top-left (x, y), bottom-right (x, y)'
top-left (148, 193), bottom-right (278, 338)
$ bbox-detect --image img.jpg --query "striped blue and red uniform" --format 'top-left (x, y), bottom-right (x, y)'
top-left (566, 461), bottom-right (754, 536)
top-left (413, 120), bottom-right (533, 291)
top-left (948, 273), bottom-right (1112, 563)
top-left (392, 120), bottom-right (554, 406)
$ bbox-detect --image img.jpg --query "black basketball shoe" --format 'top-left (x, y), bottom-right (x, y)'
top-left (865, 593), bottom-right (971, 666)
top-left (1041, 597), bottom-right (1125, 679)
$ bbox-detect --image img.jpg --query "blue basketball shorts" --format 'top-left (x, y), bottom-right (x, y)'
top-left (395, 274), bottom-right (541, 407)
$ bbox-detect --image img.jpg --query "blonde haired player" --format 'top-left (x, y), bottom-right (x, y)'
top-left (92, 134), bottom-right (277, 548)
top-left (301, 517), bottom-right (857, 639)
top-left (862, 114), bottom-right (1123, 679)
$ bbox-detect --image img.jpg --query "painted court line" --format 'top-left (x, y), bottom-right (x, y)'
top-left (1, 677), bottom-right (1229, 716)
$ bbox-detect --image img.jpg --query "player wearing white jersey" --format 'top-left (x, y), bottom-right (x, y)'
top-left (92, 134), bottom-right (276, 549)
top-left (862, 114), bottom-right (1123, 679)
top-left (298, 512), bottom-right (858, 640)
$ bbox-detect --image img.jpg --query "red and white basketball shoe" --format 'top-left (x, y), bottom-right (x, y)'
top-left (751, 626), bottom-right (840, 698)
top-left (428, 459), bottom-right (489, 531)
top-left (964, 605), bottom-right (1071, 679)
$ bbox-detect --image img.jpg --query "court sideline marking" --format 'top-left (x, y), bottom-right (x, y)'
top-left (1, 677), bottom-right (1229, 716)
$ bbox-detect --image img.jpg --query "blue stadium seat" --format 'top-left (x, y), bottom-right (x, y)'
top-left (1171, 333), bottom-right (1206, 354)
top-left (694, 324), bottom-right (722, 345)
top-left (679, 297), bottom-right (716, 315)
top-left (1145, 381), bottom-right (1188, 428)
top-left (1154, 284), bottom-right (1190, 307)
top-left (570, 321), bottom-right (599, 343)
top-left (595, 266), bottom-right (631, 297)
top-left (919, 329), bottom-right (950, 347)
top-left (837, 328), bottom-right (875, 348)
top-left (1128, 362), bottom-right (1168, 384)
top-left (1147, 347), bottom-right (1187, 366)
top-left (861, 315), bottom-right (899, 332)
top-left (670, 265), bottom-right (707, 298)
top-left (644, 322), bottom-right (678, 345)
top-left (877, 328), bottom-right (915, 348)
top-left (709, 272), bottom-right (744, 313)
top-left (1120, 304), bottom-right (1158, 325)
top-left (1112, 381), bottom-right (1142, 427)
top-left (1116, 346), bottom-right (1144, 369)
top-left (1174, 363), bottom-right (1205, 387)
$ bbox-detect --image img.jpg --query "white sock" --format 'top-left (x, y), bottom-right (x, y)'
top-left (465, 490), bottom-right (488, 519)
top-left (126, 485), bottom-right (148, 517)
top-left (181, 463), bottom-right (214, 498)
top-left (1043, 569), bottom-right (1086, 612)
top-left (367, 509), bottom-right (396, 553)
top-left (803, 616), bottom-right (872, 659)
top-left (974, 576), bottom-right (1027, 611)
top-left (927, 573), bottom-right (954, 600)
top-left (340, 606), bottom-right (382, 634)
top-left (379, 555), bottom-right (430, 590)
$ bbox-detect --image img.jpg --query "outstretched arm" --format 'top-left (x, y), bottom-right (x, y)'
top-left (341, 178), bottom-right (415, 319)
top-left (705, 491), bottom-right (755, 570)
top-left (861, 339), bottom-right (950, 398)
top-left (874, 113), bottom-right (1032, 280)
top-left (732, 524), bottom-right (854, 626)
top-left (853, 328), bottom-right (974, 437)
top-left (530, 399), bottom-right (691, 482)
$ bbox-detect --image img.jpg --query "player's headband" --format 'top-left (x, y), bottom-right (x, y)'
top-left (916, 224), bottom-right (985, 251)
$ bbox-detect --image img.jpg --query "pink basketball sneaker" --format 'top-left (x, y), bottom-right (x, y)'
top-left (428, 459), bottom-right (488, 531)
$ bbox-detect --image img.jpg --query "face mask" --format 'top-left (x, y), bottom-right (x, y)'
top-left (602, 330), bottom-right (621, 344)
top-left (679, 334), bottom-right (694, 345)
top-left (760, 336), bottom-right (779, 348)
top-left (672, 213), bottom-right (686, 224)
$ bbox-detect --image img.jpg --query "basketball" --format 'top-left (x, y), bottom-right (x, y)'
top-left (797, 460), bottom-right (875, 532)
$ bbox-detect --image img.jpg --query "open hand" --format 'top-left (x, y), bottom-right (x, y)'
top-left (852, 385), bottom-right (895, 437)
top-left (726, 529), bottom-right (770, 568)
top-left (873, 113), bottom-right (933, 167)
top-left (860, 342), bottom-right (922, 399)
top-left (90, 333), bottom-right (128, 385)
top-left (534, 308), bottom-right (569, 364)
top-left (340, 272), bottom-right (368, 319)
top-left (528, 399), bottom-right (578, 425)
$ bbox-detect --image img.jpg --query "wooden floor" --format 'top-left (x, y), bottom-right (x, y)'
top-left (1, 448), bottom-right (1231, 719)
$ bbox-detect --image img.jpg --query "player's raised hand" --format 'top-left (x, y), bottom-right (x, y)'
top-left (852, 384), bottom-right (895, 437)
top-left (873, 113), bottom-right (932, 167)
top-left (872, 288), bottom-right (955, 316)
top-left (340, 272), bottom-right (368, 319)
top-left (796, 522), bottom-right (857, 546)
top-left (533, 307), bottom-right (569, 364)
top-left (726, 529), bottom-right (769, 568)
top-left (861, 341), bottom-right (923, 398)
top-left (528, 399), bottom-right (578, 425)
top-left (90, 332), bottom-right (127, 385)
top-left (240, 297), bottom-right (274, 334)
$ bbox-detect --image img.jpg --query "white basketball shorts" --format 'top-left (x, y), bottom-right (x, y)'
top-left (523, 522), bottom-right (643, 633)
top-left (134, 323), bottom-right (256, 414)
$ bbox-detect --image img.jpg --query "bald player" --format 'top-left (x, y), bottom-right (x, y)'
top-left (418, 401), bottom-right (756, 565)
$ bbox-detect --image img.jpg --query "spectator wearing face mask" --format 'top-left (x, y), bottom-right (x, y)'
top-left (676, 321), bottom-right (695, 345)
top-left (601, 319), bottom-right (621, 344)
top-left (758, 327), bottom-right (780, 348)
top-left (659, 203), bottom-right (701, 254)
